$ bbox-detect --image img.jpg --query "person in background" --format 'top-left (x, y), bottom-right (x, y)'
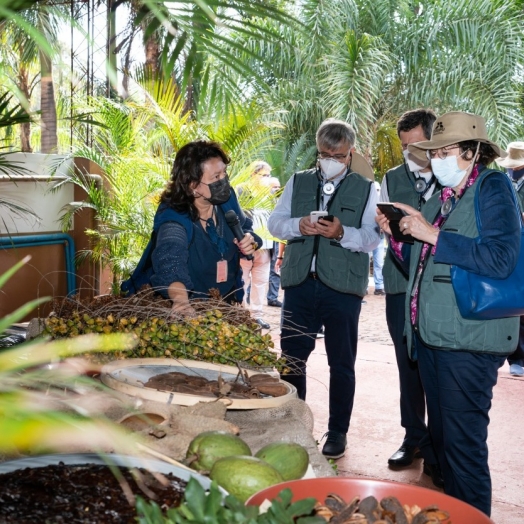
top-left (266, 176), bottom-right (284, 308)
top-left (377, 111), bottom-right (520, 516)
top-left (239, 161), bottom-right (275, 329)
top-left (379, 108), bottom-right (442, 488)
top-left (372, 181), bottom-right (386, 295)
top-left (496, 141), bottom-right (524, 377)
top-left (121, 141), bottom-right (258, 316)
top-left (268, 118), bottom-right (380, 459)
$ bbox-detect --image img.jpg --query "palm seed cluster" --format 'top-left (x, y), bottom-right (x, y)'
top-left (43, 289), bottom-right (289, 372)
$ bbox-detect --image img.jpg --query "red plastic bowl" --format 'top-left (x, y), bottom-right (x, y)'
top-left (245, 477), bottom-right (494, 523)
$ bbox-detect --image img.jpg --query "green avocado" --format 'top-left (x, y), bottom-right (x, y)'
top-left (255, 441), bottom-right (309, 481)
top-left (210, 455), bottom-right (284, 503)
top-left (186, 431), bottom-right (251, 472)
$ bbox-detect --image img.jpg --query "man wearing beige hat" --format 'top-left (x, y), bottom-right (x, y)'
top-left (496, 141), bottom-right (524, 377)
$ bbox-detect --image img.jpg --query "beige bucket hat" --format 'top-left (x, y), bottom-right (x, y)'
top-left (496, 141), bottom-right (524, 169)
top-left (351, 151), bottom-right (374, 181)
top-left (407, 111), bottom-right (506, 162)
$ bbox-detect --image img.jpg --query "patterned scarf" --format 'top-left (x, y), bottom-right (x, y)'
top-left (409, 165), bottom-right (481, 325)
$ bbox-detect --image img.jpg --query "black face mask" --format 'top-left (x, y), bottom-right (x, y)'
top-left (203, 176), bottom-right (231, 205)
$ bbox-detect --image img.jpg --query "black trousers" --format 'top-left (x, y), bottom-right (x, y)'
top-left (507, 316), bottom-right (524, 365)
top-left (416, 335), bottom-right (505, 517)
top-left (280, 276), bottom-right (362, 434)
top-left (386, 293), bottom-right (433, 457)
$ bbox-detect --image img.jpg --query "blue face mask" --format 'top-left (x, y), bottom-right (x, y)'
top-left (507, 167), bottom-right (524, 181)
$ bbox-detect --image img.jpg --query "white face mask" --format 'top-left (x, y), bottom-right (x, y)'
top-left (319, 158), bottom-right (347, 178)
top-left (402, 149), bottom-right (429, 173)
top-left (430, 154), bottom-right (471, 188)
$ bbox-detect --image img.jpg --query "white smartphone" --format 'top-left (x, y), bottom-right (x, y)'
top-left (310, 210), bottom-right (328, 223)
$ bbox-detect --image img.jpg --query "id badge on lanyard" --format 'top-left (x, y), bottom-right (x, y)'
top-left (216, 259), bottom-right (228, 283)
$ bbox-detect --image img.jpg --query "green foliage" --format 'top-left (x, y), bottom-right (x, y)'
top-left (136, 478), bottom-right (324, 524)
top-left (0, 258), bottom-right (140, 455)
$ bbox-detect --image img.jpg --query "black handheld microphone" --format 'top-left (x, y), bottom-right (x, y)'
top-left (224, 210), bottom-right (254, 260)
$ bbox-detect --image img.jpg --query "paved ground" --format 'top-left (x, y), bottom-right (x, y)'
top-left (257, 285), bottom-right (524, 523)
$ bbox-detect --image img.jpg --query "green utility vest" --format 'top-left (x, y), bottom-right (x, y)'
top-left (280, 169), bottom-right (372, 297)
top-left (516, 180), bottom-right (524, 212)
top-left (405, 168), bottom-right (519, 356)
top-left (383, 164), bottom-right (428, 295)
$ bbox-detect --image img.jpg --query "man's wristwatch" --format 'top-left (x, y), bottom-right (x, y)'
top-left (335, 229), bottom-right (344, 242)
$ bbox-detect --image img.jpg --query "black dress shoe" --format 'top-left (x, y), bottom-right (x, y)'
top-left (388, 444), bottom-right (419, 467)
top-left (321, 431), bottom-right (347, 459)
top-left (423, 461), bottom-right (445, 489)
top-left (255, 318), bottom-right (271, 329)
top-left (267, 299), bottom-right (283, 307)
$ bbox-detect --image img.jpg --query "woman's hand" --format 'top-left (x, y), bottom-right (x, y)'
top-left (171, 303), bottom-right (197, 318)
top-left (168, 282), bottom-right (197, 318)
top-left (393, 202), bottom-right (440, 245)
top-left (235, 233), bottom-right (257, 256)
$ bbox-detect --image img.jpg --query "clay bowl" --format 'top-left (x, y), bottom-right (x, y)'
top-left (245, 477), bottom-right (494, 523)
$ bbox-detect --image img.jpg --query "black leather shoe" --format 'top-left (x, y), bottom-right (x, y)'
top-left (321, 431), bottom-right (347, 459)
top-left (423, 462), bottom-right (445, 489)
top-left (267, 299), bottom-right (283, 307)
top-left (388, 444), bottom-right (419, 467)
top-left (255, 318), bottom-right (271, 330)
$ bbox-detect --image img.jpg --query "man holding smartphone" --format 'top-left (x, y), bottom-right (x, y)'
top-left (268, 118), bottom-right (380, 459)
top-left (379, 108), bottom-right (443, 488)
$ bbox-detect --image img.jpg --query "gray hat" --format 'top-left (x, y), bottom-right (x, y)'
top-left (496, 141), bottom-right (524, 169)
top-left (407, 111), bottom-right (506, 162)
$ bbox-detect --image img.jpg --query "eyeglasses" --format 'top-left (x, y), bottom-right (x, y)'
top-left (427, 145), bottom-right (460, 160)
top-left (317, 151), bottom-right (349, 161)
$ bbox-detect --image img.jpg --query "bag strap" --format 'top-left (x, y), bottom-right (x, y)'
top-left (474, 168), bottom-right (524, 232)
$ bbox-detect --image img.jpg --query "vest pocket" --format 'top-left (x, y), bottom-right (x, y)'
top-left (433, 275), bottom-right (451, 283)
top-left (288, 238), bottom-right (305, 245)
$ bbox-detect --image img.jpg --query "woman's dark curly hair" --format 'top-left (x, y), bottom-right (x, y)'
top-left (459, 141), bottom-right (499, 166)
top-left (161, 140), bottom-right (230, 221)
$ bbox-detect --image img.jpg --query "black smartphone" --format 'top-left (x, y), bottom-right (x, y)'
top-left (377, 202), bottom-right (407, 221)
top-left (377, 202), bottom-right (414, 244)
top-left (319, 215), bottom-right (334, 222)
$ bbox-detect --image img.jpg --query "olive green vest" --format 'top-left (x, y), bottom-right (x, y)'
top-left (280, 169), bottom-right (372, 296)
top-left (516, 180), bottom-right (524, 212)
top-left (383, 164), bottom-right (429, 295)
top-left (405, 168), bottom-right (519, 356)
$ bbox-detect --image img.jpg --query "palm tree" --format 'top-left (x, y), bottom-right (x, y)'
top-left (226, 0), bottom-right (524, 178)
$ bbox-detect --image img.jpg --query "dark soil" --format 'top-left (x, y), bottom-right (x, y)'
top-left (0, 462), bottom-right (187, 523)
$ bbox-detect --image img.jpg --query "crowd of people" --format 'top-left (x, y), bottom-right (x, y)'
top-left (122, 110), bottom-right (524, 518)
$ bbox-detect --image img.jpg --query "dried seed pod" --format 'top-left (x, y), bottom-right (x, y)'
top-left (330, 496), bottom-right (360, 524)
top-left (255, 383), bottom-right (289, 397)
top-left (380, 496), bottom-right (409, 524)
top-left (348, 513), bottom-right (367, 522)
top-left (249, 373), bottom-right (279, 384)
top-left (325, 493), bottom-right (348, 512)
top-left (313, 503), bottom-right (334, 521)
top-left (359, 495), bottom-right (381, 523)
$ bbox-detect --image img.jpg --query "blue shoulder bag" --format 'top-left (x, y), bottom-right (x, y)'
top-left (450, 173), bottom-right (524, 320)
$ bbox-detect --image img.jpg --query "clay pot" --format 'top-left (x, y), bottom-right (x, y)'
top-left (245, 477), bottom-right (494, 523)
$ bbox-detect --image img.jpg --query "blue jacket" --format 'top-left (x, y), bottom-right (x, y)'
top-left (121, 190), bottom-right (258, 299)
